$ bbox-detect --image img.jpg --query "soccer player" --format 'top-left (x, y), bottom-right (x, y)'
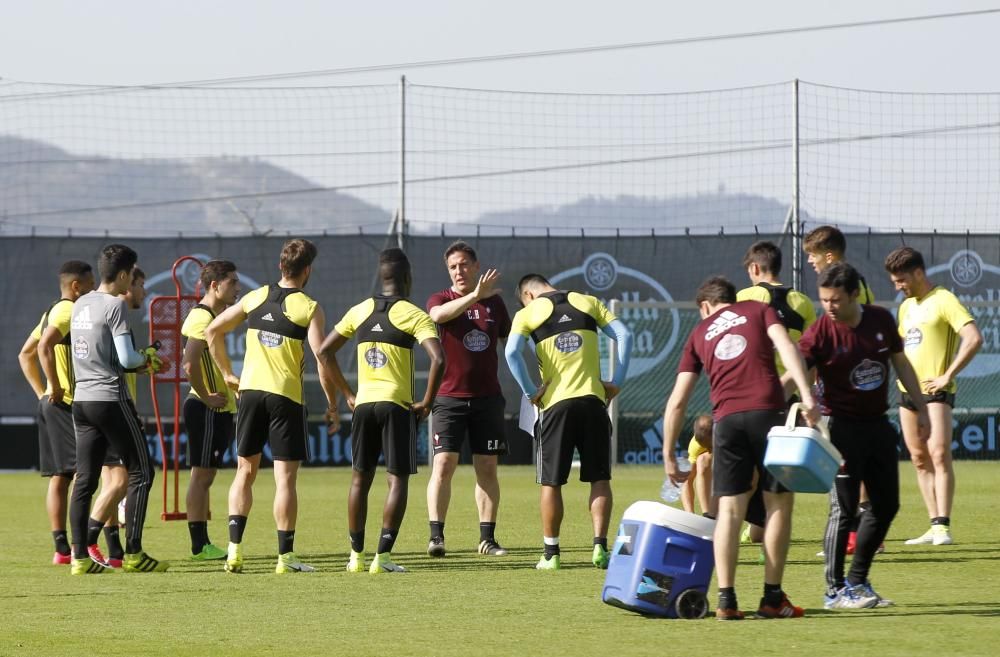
top-left (69, 244), bottom-right (168, 574)
top-left (803, 226), bottom-right (875, 304)
top-left (884, 247), bottom-right (982, 546)
top-left (318, 248), bottom-right (444, 574)
top-left (205, 239), bottom-right (341, 574)
top-left (424, 241), bottom-right (511, 558)
top-left (662, 276), bottom-right (818, 620)
top-left (796, 263), bottom-right (930, 609)
top-left (18, 260), bottom-right (95, 564)
top-left (504, 274), bottom-right (632, 571)
top-left (180, 260), bottom-right (241, 560)
top-left (680, 415), bottom-right (716, 518)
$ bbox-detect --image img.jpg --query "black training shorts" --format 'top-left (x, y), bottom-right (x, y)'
top-left (235, 390), bottom-right (308, 461)
top-left (351, 401), bottom-right (417, 475)
top-left (535, 395), bottom-right (611, 486)
top-left (38, 399), bottom-right (76, 476)
top-left (431, 395), bottom-right (507, 456)
top-left (712, 408), bottom-right (789, 497)
top-left (900, 390), bottom-right (955, 412)
top-left (184, 397), bottom-right (235, 468)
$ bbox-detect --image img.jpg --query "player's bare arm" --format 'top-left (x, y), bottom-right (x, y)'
top-left (410, 337), bottom-right (445, 420)
top-left (924, 321), bottom-right (983, 395)
top-left (204, 303), bottom-right (246, 391)
top-left (37, 325), bottom-right (66, 404)
top-left (315, 329), bottom-right (356, 410)
top-left (181, 337), bottom-right (226, 409)
top-left (17, 334), bottom-right (45, 398)
top-left (662, 371), bottom-right (698, 486)
top-left (306, 305), bottom-right (342, 432)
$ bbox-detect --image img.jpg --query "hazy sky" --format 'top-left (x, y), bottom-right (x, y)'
top-left (4, 0), bottom-right (999, 92)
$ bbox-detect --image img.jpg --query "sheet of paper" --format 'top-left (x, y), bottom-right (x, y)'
top-left (518, 394), bottom-right (538, 437)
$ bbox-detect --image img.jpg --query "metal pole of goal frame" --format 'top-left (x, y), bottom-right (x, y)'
top-left (791, 78), bottom-right (802, 291)
top-left (397, 74), bottom-right (406, 250)
top-left (608, 299), bottom-right (620, 471)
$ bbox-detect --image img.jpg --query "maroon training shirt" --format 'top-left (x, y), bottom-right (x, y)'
top-left (426, 289), bottom-right (512, 398)
top-left (797, 305), bottom-right (903, 419)
top-left (677, 301), bottom-right (786, 421)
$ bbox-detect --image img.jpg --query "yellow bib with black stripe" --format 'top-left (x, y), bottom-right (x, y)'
top-left (31, 299), bottom-right (76, 404)
top-left (240, 285), bottom-right (315, 404)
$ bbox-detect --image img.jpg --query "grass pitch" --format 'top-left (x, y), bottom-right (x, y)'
top-left (1, 462), bottom-right (997, 657)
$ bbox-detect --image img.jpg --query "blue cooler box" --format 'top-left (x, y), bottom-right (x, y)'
top-left (764, 410), bottom-right (842, 493)
top-left (602, 501), bottom-right (715, 619)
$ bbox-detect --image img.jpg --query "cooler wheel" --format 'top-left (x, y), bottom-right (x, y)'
top-left (674, 589), bottom-right (708, 619)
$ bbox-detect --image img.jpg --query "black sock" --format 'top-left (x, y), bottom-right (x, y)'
top-left (763, 583), bottom-right (784, 607)
top-left (718, 586), bottom-right (738, 610)
top-left (103, 526), bottom-right (124, 559)
top-left (858, 500), bottom-right (873, 514)
top-left (702, 512), bottom-right (716, 520)
top-left (480, 522), bottom-right (496, 543)
top-left (188, 521), bottom-right (209, 554)
top-left (544, 543), bottom-right (560, 559)
top-left (86, 518), bottom-right (104, 547)
top-left (277, 530), bottom-right (295, 555)
top-left (228, 515), bottom-right (247, 544)
top-left (72, 543), bottom-right (88, 559)
top-left (593, 537), bottom-right (607, 550)
top-left (931, 516), bottom-right (950, 526)
top-left (52, 530), bottom-right (70, 556)
top-left (350, 530), bottom-right (365, 554)
top-left (377, 528), bottom-right (399, 555)
top-left (430, 521), bottom-right (445, 541)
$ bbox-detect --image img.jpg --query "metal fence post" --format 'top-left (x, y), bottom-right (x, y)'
top-left (791, 78), bottom-right (802, 290)
top-left (398, 74), bottom-right (406, 249)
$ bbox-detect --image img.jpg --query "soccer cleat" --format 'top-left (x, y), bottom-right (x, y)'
top-left (757, 547), bottom-right (766, 565)
top-left (592, 544), bottom-right (610, 569)
top-left (369, 552), bottom-right (406, 574)
top-left (535, 554), bottom-right (561, 571)
top-left (932, 525), bottom-right (953, 545)
top-left (860, 580), bottom-right (894, 607)
top-left (71, 557), bottom-right (114, 575)
top-left (846, 531), bottom-right (857, 555)
top-left (824, 584), bottom-right (879, 610)
top-left (123, 552), bottom-right (170, 573)
top-left (87, 544), bottom-right (109, 567)
top-left (224, 542), bottom-right (243, 573)
top-left (480, 539), bottom-right (509, 557)
top-left (427, 537), bottom-right (446, 558)
top-left (275, 552), bottom-right (316, 573)
top-left (346, 550), bottom-right (366, 573)
top-left (52, 552), bottom-right (72, 566)
top-left (107, 556), bottom-right (123, 569)
top-left (816, 549), bottom-right (825, 557)
top-left (904, 527), bottom-right (935, 545)
top-left (876, 542), bottom-right (885, 554)
top-left (190, 543), bottom-right (227, 561)
top-left (716, 607), bottom-right (745, 621)
top-left (739, 524), bottom-right (753, 545)
top-left (755, 594), bottom-right (805, 618)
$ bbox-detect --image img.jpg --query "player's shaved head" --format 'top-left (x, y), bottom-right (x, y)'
top-left (379, 248), bottom-right (412, 295)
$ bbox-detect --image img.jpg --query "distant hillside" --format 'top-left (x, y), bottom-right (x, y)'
top-left (0, 135), bottom-right (393, 236)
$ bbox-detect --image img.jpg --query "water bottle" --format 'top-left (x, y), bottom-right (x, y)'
top-left (660, 459), bottom-right (691, 504)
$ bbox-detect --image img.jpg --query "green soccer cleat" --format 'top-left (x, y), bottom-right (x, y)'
top-left (592, 544), bottom-right (610, 569)
top-left (345, 550), bottom-right (366, 573)
top-left (224, 542), bottom-right (243, 573)
top-left (123, 552), bottom-right (170, 573)
top-left (70, 557), bottom-right (115, 575)
top-left (369, 552), bottom-right (406, 574)
top-left (275, 552), bottom-right (316, 573)
top-left (740, 523), bottom-right (753, 545)
top-left (190, 543), bottom-right (227, 561)
top-left (536, 554), bottom-right (561, 571)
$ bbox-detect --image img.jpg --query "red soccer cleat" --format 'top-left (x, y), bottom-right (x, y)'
top-left (52, 552), bottom-right (71, 565)
top-left (755, 594), bottom-right (806, 619)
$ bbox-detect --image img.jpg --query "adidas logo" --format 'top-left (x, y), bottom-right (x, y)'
top-left (705, 310), bottom-right (748, 340)
top-left (382, 533), bottom-right (393, 540)
top-left (372, 323), bottom-right (384, 332)
top-left (557, 314), bottom-right (572, 323)
top-left (261, 313), bottom-right (274, 321)
top-left (71, 306), bottom-right (93, 330)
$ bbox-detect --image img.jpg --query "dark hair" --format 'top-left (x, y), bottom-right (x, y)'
top-left (379, 247), bottom-right (411, 283)
top-left (884, 247), bottom-right (925, 275)
top-left (97, 244), bottom-right (138, 284)
top-left (444, 240), bottom-right (477, 262)
top-left (817, 262), bottom-right (860, 295)
top-left (279, 238), bottom-right (317, 277)
top-left (742, 241), bottom-right (782, 275)
top-left (695, 276), bottom-right (736, 305)
top-left (131, 266), bottom-right (146, 282)
top-left (803, 225), bottom-right (847, 256)
top-left (201, 260), bottom-right (238, 289)
top-left (58, 260), bottom-right (92, 282)
top-left (517, 273), bottom-right (550, 297)
top-left (693, 415), bottom-right (713, 441)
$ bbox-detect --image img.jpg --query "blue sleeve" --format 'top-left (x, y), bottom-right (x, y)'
top-left (601, 319), bottom-right (633, 387)
top-left (504, 333), bottom-right (538, 399)
top-left (114, 333), bottom-right (147, 369)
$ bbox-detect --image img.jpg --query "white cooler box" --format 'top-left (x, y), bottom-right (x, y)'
top-left (764, 405), bottom-right (842, 493)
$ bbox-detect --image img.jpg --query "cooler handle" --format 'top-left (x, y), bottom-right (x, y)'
top-left (785, 402), bottom-right (831, 441)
